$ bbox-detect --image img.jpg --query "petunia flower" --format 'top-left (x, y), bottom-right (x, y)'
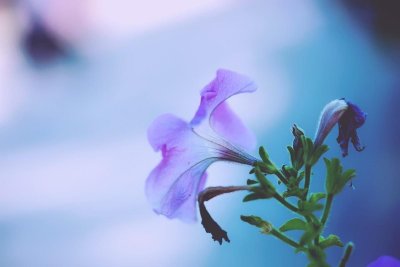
top-left (314, 99), bottom-right (348, 148)
top-left (146, 69), bottom-right (258, 222)
top-left (314, 99), bottom-right (366, 157)
top-left (367, 256), bottom-right (400, 267)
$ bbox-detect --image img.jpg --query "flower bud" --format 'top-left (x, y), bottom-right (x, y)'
top-left (314, 99), bottom-right (348, 147)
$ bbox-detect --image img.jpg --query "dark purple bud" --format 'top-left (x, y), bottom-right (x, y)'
top-left (337, 101), bottom-right (367, 157)
top-left (292, 124), bottom-right (304, 152)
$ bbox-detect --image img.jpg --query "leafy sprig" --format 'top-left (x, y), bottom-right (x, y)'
top-left (241, 131), bottom-right (355, 267)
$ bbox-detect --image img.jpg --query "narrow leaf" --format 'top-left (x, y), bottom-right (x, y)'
top-left (255, 167), bottom-right (275, 191)
top-left (243, 191), bottom-right (272, 202)
top-left (287, 146), bottom-right (296, 166)
top-left (320, 234), bottom-right (344, 249)
top-left (309, 193), bottom-right (326, 203)
top-left (246, 179), bottom-right (258, 185)
top-left (259, 146), bottom-right (269, 163)
top-left (310, 144), bottom-right (329, 166)
top-left (279, 218), bottom-right (307, 232)
top-left (240, 215), bottom-right (272, 234)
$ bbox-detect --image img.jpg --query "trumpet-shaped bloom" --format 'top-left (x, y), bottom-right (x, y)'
top-left (367, 256), bottom-right (400, 267)
top-left (314, 99), bottom-right (348, 147)
top-left (146, 69), bottom-right (257, 222)
top-left (314, 99), bottom-right (366, 156)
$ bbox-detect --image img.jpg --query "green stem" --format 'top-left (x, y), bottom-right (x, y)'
top-left (338, 242), bottom-right (354, 267)
top-left (270, 228), bottom-right (302, 249)
top-left (257, 163), bottom-right (288, 185)
top-left (321, 194), bottom-right (334, 226)
top-left (303, 164), bottom-right (311, 200)
top-left (275, 170), bottom-right (289, 185)
top-left (273, 193), bottom-right (299, 213)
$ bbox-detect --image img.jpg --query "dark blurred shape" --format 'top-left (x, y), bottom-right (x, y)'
top-left (0, 0), bottom-right (15, 8)
top-left (340, 0), bottom-right (400, 45)
top-left (337, 100), bottom-right (366, 157)
top-left (22, 18), bottom-right (68, 65)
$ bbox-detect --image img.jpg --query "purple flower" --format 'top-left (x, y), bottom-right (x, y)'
top-left (146, 69), bottom-right (257, 222)
top-left (337, 101), bottom-right (367, 157)
top-left (314, 99), bottom-right (348, 147)
top-left (367, 256), bottom-right (400, 267)
top-left (314, 99), bottom-right (366, 157)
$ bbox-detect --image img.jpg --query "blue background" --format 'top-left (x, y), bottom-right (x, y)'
top-left (0, 0), bottom-right (399, 266)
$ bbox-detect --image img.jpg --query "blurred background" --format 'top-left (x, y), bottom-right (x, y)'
top-left (0, 0), bottom-right (399, 266)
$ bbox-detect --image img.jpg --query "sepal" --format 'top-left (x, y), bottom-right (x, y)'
top-left (258, 147), bottom-right (278, 174)
top-left (298, 200), bottom-right (323, 216)
top-left (279, 218), bottom-right (307, 232)
top-left (309, 193), bottom-right (326, 203)
top-left (319, 234), bottom-right (344, 249)
top-left (324, 158), bottom-right (356, 195)
top-left (243, 187), bottom-right (274, 202)
top-left (254, 167), bottom-right (276, 192)
top-left (300, 223), bottom-right (322, 246)
top-left (240, 215), bottom-right (272, 234)
top-left (300, 136), bottom-right (329, 166)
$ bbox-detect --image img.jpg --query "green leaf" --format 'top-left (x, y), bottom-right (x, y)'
top-left (281, 165), bottom-right (290, 178)
top-left (287, 146), bottom-right (296, 166)
top-left (324, 158), bottom-right (357, 195)
top-left (319, 234), bottom-right (344, 249)
top-left (254, 167), bottom-right (275, 191)
top-left (294, 147), bottom-right (305, 170)
top-left (259, 146), bottom-right (269, 163)
top-left (240, 215), bottom-right (272, 234)
top-left (300, 228), bottom-right (315, 246)
top-left (246, 179), bottom-right (258, 185)
top-left (336, 169), bottom-right (356, 194)
top-left (300, 224), bottom-right (321, 246)
top-left (242, 189), bottom-right (273, 202)
top-left (257, 147), bottom-right (278, 174)
top-left (258, 161), bottom-right (278, 174)
top-left (309, 193), bottom-right (326, 203)
top-left (300, 136), bottom-right (314, 164)
top-left (298, 200), bottom-right (323, 215)
top-left (279, 218), bottom-right (307, 232)
top-left (243, 193), bottom-right (262, 202)
top-left (283, 188), bottom-right (307, 199)
top-left (282, 165), bottom-right (297, 178)
top-left (310, 145), bottom-right (329, 166)
top-left (324, 158), bottom-right (341, 194)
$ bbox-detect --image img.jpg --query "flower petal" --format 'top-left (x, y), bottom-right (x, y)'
top-left (147, 113), bottom-right (189, 152)
top-left (158, 168), bottom-right (211, 222)
top-left (146, 114), bottom-right (216, 222)
top-left (190, 69), bottom-right (257, 150)
top-left (314, 99), bottom-right (348, 147)
top-left (210, 102), bottom-right (256, 150)
top-left (337, 101), bottom-right (367, 156)
top-left (367, 256), bottom-right (400, 267)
